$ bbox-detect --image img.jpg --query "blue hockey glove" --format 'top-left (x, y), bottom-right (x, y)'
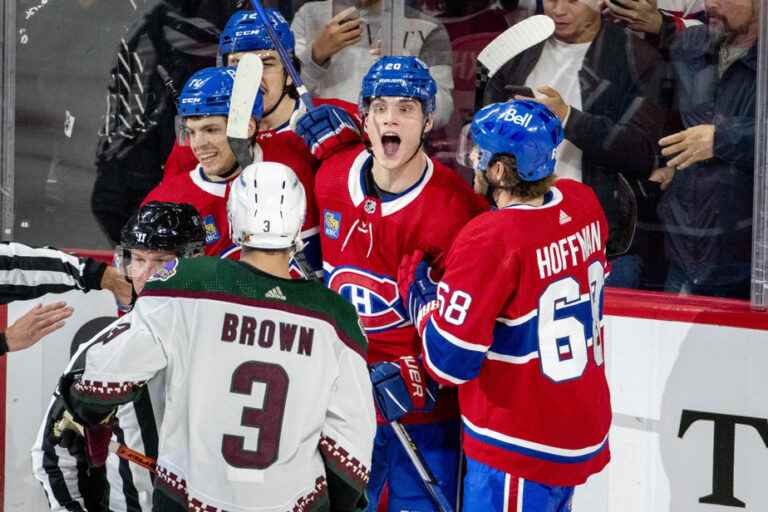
top-left (370, 356), bottom-right (438, 422)
top-left (294, 105), bottom-right (361, 160)
top-left (398, 251), bottom-right (440, 337)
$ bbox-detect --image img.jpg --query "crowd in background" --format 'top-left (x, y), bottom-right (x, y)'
top-left (89, 0), bottom-right (758, 300)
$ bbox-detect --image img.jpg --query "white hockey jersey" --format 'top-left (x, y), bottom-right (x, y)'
top-left (66, 257), bottom-right (376, 511)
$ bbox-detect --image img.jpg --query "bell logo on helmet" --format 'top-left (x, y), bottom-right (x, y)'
top-left (500, 108), bottom-right (532, 128)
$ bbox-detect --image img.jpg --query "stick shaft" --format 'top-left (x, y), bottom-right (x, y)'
top-left (249, 0), bottom-right (314, 110)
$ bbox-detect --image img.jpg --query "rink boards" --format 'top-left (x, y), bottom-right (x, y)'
top-left (1, 255), bottom-right (768, 511)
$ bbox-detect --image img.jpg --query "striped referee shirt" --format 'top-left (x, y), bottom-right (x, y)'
top-left (31, 315), bottom-right (161, 512)
top-left (0, 242), bottom-right (106, 354)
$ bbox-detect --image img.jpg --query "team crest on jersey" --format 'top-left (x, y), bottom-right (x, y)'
top-left (203, 214), bottom-right (221, 244)
top-left (327, 266), bottom-right (407, 332)
top-left (324, 210), bottom-right (342, 240)
top-left (147, 258), bottom-right (179, 283)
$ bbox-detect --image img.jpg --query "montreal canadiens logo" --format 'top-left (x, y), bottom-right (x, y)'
top-left (327, 266), bottom-right (408, 333)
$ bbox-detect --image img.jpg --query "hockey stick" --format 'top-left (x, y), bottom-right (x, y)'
top-left (228, 53), bottom-right (264, 170)
top-left (54, 411), bottom-right (157, 474)
top-left (474, 15), bottom-right (555, 110)
top-left (248, 0), bottom-right (314, 110)
top-left (228, 50), bottom-right (319, 281)
top-left (390, 420), bottom-right (454, 512)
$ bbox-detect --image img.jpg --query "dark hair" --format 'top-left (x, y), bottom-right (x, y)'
top-left (490, 154), bottom-right (554, 199)
top-left (285, 55), bottom-right (302, 100)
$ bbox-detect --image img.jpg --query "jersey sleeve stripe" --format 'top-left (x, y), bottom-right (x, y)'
top-left (422, 318), bottom-right (487, 384)
top-left (462, 416), bottom-right (610, 464)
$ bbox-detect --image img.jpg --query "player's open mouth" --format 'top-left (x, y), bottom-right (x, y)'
top-left (381, 134), bottom-right (401, 158)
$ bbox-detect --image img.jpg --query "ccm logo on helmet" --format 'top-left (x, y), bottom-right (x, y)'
top-left (326, 267), bottom-right (408, 333)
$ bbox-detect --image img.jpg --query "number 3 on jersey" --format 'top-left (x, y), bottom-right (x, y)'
top-left (221, 361), bottom-right (289, 469)
top-left (538, 261), bottom-right (605, 383)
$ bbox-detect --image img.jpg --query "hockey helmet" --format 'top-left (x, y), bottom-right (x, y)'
top-left (176, 66), bottom-right (264, 119)
top-left (228, 162), bottom-right (307, 250)
top-left (120, 201), bottom-right (206, 256)
top-left (218, 9), bottom-right (295, 58)
top-left (359, 56), bottom-right (437, 115)
top-left (461, 99), bottom-right (563, 181)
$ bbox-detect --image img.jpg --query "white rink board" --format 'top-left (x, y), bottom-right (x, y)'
top-left (574, 316), bottom-right (768, 512)
top-left (4, 290), bottom-right (768, 511)
top-left (4, 290), bottom-right (117, 511)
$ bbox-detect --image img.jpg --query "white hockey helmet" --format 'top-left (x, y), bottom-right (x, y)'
top-left (228, 161), bottom-right (307, 250)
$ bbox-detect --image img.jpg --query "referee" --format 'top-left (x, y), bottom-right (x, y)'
top-left (0, 242), bottom-right (131, 355)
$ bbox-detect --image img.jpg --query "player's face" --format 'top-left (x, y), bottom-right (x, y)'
top-left (543, 0), bottom-right (601, 44)
top-left (185, 116), bottom-right (238, 178)
top-left (365, 97), bottom-right (432, 171)
top-left (228, 50), bottom-right (290, 117)
top-left (127, 249), bottom-right (177, 295)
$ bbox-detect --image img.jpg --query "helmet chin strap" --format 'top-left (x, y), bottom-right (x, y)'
top-left (261, 73), bottom-right (289, 120)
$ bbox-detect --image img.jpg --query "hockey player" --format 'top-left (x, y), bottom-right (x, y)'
top-left (400, 100), bottom-right (612, 511)
top-left (143, 65), bottom-right (321, 275)
top-left (32, 201), bottom-right (206, 512)
top-left (162, 8), bottom-right (360, 178)
top-left (57, 162), bottom-right (376, 511)
top-left (296, 56), bottom-right (487, 511)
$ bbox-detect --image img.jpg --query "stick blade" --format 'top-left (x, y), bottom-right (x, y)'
top-left (478, 15), bottom-right (555, 78)
top-left (227, 53), bottom-right (263, 140)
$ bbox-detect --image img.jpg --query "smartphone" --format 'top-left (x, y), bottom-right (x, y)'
top-left (332, 0), bottom-right (361, 17)
top-left (505, 85), bottom-right (535, 99)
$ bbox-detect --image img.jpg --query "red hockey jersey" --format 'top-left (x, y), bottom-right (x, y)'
top-left (422, 179), bottom-right (611, 486)
top-left (144, 139), bottom-right (320, 267)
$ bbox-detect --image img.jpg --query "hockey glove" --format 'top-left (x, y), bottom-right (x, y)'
top-left (55, 372), bottom-right (117, 468)
top-left (398, 251), bottom-right (440, 337)
top-left (370, 356), bottom-right (438, 422)
top-left (294, 105), bottom-right (361, 160)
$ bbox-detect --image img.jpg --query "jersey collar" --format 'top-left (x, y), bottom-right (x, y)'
top-left (189, 145), bottom-right (263, 198)
top-left (501, 186), bottom-right (563, 210)
top-left (347, 149), bottom-right (434, 217)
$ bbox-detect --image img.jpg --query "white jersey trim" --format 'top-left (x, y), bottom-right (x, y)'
top-left (502, 185), bottom-right (563, 210)
top-left (431, 318), bottom-right (487, 352)
top-left (462, 415), bottom-right (610, 458)
top-left (189, 166), bottom-right (227, 198)
top-left (423, 337), bottom-right (468, 385)
top-left (347, 150), bottom-right (435, 217)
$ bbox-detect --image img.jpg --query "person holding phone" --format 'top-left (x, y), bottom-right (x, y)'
top-left (484, 0), bottom-right (664, 290)
top-left (291, 0), bottom-right (456, 128)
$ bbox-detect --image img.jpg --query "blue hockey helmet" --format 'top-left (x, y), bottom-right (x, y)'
top-left (468, 100), bottom-right (563, 181)
top-left (359, 56), bottom-right (437, 114)
top-left (218, 9), bottom-right (295, 58)
top-left (176, 66), bottom-right (264, 119)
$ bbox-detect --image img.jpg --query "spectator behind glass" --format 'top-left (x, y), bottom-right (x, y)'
top-left (291, 0), bottom-right (455, 127)
top-left (484, 0), bottom-right (664, 289)
top-left (604, 0), bottom-right (705, 42)
top-left (653, 0), bottom-right (758, 299)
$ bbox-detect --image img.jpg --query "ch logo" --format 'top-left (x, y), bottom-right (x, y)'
top-left (326, 266), bottom-right (407, 333)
